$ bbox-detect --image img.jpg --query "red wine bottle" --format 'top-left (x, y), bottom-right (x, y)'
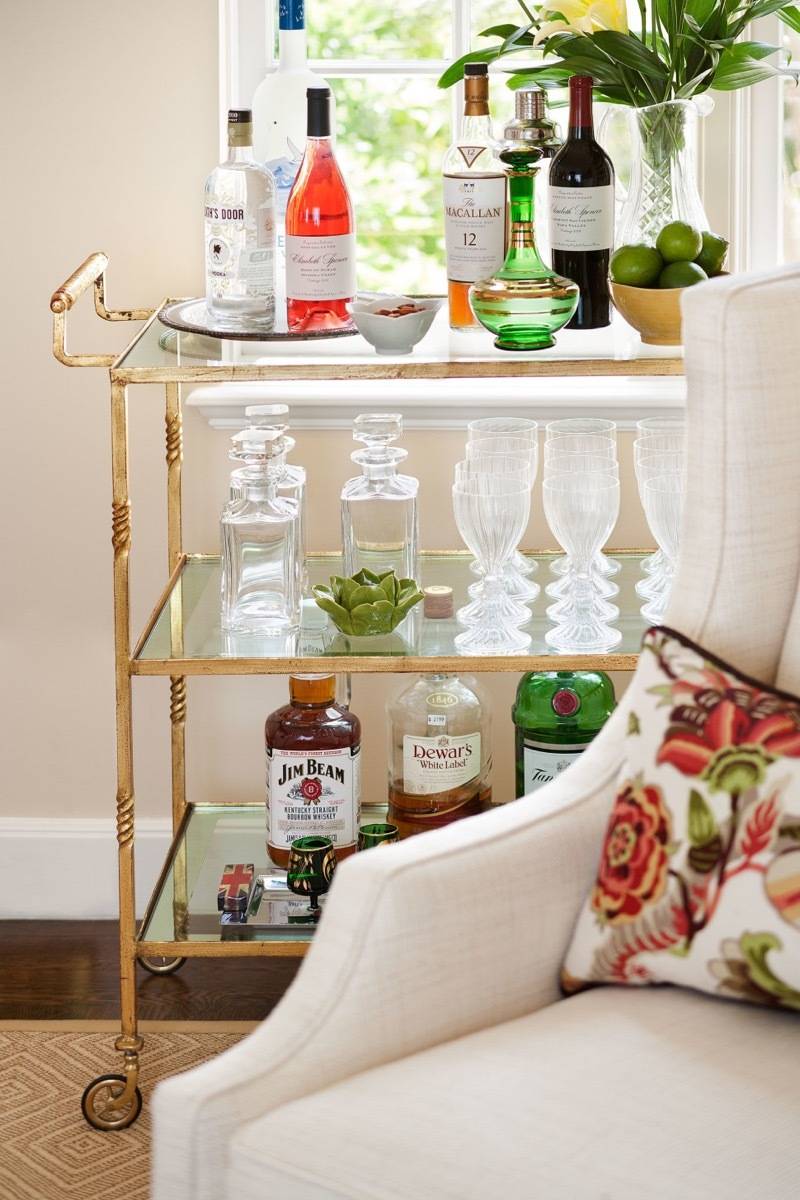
top-left (286, 86), bottom-right (356, 332)
top-left (548, 76), bottom-right (614, 329)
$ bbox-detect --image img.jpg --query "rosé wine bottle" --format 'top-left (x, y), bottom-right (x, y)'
top-left (285, 86), bottom-right (356, 332)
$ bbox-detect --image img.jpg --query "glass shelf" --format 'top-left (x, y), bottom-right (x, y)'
top-left (113, 306), bottom-right (683, 382)
top-left (137, 803), bottom-right (385, 951)
top-left (132, 552), bottom-right (649, 675)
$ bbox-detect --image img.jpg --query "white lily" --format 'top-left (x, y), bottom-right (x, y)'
top-left (533, 0), bottom-right (629, 46)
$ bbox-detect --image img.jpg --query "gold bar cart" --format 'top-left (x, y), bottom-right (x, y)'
top-left (51, 253), bottom-right (682, 1129)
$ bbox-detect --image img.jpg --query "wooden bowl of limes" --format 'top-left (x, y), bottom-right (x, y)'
top-left (609, 223), bottom-right (729, 346)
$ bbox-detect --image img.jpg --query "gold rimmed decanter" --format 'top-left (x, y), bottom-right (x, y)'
top-left (469, 145), bottom-right (579, 352)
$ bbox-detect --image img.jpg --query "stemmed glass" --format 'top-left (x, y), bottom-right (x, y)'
top-left (467, 418), bottom-right (538, 578)
top-left (543, 452), bottom-right (621, 620)
top-left (640, 473), bottom-right (686, 624)
top-left (634, 429), bottom-right (686, 594)
top-left (466, 435), bottom-right (539, 603)
top-left (452, 474), bottom-right (532, 655)
top-left (286, 836), bottom-right (337, 920)
top-left (543, 472), bottom-right (621, 652)
top-left (544, 421), bottom-right (620, 581)
top-left (455, 457), bottom-right (532, 627)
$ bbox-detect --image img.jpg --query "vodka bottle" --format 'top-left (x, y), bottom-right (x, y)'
top-left (220, 424), bottom-right (301, 633)
top-left (252, 0), bottom-right (336, 307)
top-left (512, 670), bottom-right (615, 797)
top-left (205, 109), bottom-right (276, 329)
top-left (442, 63), bottom-right (506, 330)
top-left (341, 413), bottom-right (419, 582)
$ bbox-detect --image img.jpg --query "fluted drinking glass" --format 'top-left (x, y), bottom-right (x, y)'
top-left (452, 475), bottom-right (532, 655)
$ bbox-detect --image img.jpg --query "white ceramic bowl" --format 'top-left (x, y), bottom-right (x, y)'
top-left (346, 294), bottom-right (442, 355)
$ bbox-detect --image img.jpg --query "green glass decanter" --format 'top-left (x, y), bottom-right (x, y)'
top-left (469, 146), bottom-right (579, 351)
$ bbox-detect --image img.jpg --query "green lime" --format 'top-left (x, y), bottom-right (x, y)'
top-left (609, 243), bottom-right (664, 287)
top-left (695, 230), bottom-right (729, 277)
top-left (658, 260), bottom-right (708, 289)
top-left (656, 221), bottom-right (703, 264)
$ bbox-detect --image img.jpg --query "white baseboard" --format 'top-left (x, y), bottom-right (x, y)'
top-left (0, 818), bottom-right (173, 920)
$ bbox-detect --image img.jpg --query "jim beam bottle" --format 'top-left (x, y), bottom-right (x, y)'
top-left (387, 670), bottom-right (492, 838)
top-left (512, 670), bottom-right (615, 798)
top-left (442, 63), bottom-right (506, 330)
top-left (265, 674), bottom-right (361, 867)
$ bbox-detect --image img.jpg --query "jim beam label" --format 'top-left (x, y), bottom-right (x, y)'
top-left (443, 173), bottom-right (506, 283)
top-left (403, 730), bottom-right (481, 796)
top-left (522, 739), bottom-right (585, 793)
top-left (266, 745), bottom-right (361, 850)
top-left (548, 184), bottom-right (614, 252)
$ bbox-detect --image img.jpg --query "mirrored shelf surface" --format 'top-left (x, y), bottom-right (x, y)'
top-left (138, 803), bottom-right (386, 950)
top-left (132, 552), bottom-right (650, 675)
top-left (113, 306), bottom-right (683, 381)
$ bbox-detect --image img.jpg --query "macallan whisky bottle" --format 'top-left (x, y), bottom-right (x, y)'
top-left (266, 674), bottom-right (361, 867)
top-left (387, 673), bottom-right (491, 838)
top-left (512, 670), bottom-right (615, 798)
top-left (442, 63), bottom-right (506, 330)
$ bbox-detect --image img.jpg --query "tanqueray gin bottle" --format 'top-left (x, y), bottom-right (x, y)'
top-left (220, 423), bottom-right (302, 634)
top-left (341, 413), bottom-right (419, 583)
top-left (512, 670), bottom-right (615, 798)
top-left (205, 109), bottom-right (276, 330)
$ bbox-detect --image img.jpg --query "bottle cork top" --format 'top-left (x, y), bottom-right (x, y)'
top-left (289, 674), bottom-right (337, 704)
top-left (423, 585), bottom-right (454, 619)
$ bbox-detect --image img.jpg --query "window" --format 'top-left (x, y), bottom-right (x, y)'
top-left (223, 2), bottom-right (790, 293)
top-left (783, 27), bottom-right (800, 261)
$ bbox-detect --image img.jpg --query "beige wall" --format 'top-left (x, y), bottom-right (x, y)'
top-left (1, 3), bottom-right (648, 831)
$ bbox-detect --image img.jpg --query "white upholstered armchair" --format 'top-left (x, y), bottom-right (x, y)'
top-left (152, 268), bottom-right (800, 1199)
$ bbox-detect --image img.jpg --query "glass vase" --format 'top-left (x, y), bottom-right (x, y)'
top-left (612, 100), bottom-right (710, 247)
top-left (468, 146), bottom-right (579, 352)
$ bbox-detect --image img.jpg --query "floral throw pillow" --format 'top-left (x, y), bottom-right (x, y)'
top-left (562, 626), bottom-right (800, 1011)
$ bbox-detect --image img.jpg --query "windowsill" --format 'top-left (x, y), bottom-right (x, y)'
top-left (186, 370), bottom-right (686, 431)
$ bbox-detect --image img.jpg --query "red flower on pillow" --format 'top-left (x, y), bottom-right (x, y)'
top-left (658, 695), bottom-right (800, 793)
top-left (592, 781), bottom-right (672, 925)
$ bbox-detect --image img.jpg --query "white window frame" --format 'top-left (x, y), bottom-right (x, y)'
top-left (199, 1), bottom-right (794, 425)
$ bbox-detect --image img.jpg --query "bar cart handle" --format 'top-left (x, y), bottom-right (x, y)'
top-left (50, 251), bottom-right (109, 314)
top-left (50, 252), bottom-right (154, 367)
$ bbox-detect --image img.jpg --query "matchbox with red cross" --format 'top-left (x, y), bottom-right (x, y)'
top-left (217, 863), bottom-right (255, 913)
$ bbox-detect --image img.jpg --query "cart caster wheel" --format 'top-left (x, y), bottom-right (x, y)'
top-left (81, 1074), bottom-right (143, 1130)
top-left (139, 954), bottom-right (186, 975)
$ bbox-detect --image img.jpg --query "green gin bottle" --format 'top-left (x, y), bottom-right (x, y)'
top-left (512, 670), bottom-right (615, 798)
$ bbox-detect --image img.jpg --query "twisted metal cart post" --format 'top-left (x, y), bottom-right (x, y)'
top-left (51, 252), bottom-right (681, 1130)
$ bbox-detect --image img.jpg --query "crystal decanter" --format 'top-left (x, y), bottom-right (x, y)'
top-left (239, 403), bottom-right (308, 588)
top-left (469, 145), bottom-right (579, 351)
top-left (341, 413), bottom-right (419, 582)
top-left (220, 423), bottom-right (302, 634)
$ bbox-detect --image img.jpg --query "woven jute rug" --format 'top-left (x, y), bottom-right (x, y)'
top-left (0, 1020), bottom-right (254, 1200)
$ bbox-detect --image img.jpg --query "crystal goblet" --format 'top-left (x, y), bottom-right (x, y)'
top-left (452, 474), bottom-right (532, 655)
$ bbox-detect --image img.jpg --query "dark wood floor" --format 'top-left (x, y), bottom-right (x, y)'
top-left (0, 922), bottom-right (300, 1021)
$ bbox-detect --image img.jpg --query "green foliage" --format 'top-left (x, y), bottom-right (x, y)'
top-left (313, 569), bottom-right (424, 636)
top-left (307, 0), bottom-right (451, 291)
top-left (439, 1), bottom-right (800, 106)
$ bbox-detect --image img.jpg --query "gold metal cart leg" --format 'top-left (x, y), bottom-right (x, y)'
top-left (164, 383), bottom-right (190, 956)
top-left (82, 377), bottom-right (144, 1131)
